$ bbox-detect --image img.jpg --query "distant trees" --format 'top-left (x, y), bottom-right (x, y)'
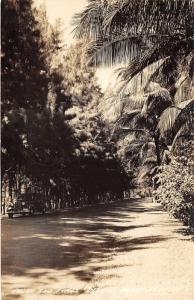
top-left (63, 42), bottom-right (132, 206)
top-left (61, 41), bottom-right (102, 107)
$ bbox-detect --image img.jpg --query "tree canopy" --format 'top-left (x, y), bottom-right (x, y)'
top-left (1, 0), bottom-right (132, 213)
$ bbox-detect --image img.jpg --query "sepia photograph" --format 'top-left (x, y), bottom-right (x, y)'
top-left (1, 0), bottom-right (194, 299)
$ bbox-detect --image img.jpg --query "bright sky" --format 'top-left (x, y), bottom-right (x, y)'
top-left (34, 0), bottom-right (87, 43)
top-left (34, 0), bottom-right (115, 91)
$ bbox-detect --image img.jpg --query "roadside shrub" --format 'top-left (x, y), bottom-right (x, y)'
top-left (153, 157), bottom-right (194, 227)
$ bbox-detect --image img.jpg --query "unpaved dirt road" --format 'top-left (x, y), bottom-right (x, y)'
top-left (2, 198), bottom-right (194, 300)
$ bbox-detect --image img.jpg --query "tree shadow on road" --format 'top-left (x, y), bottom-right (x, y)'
top-left (174, 227), bottom-right (194, 240)
top-left (2, 198), bottom-right (169, 284)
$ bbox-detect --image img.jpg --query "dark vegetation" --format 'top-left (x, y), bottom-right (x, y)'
top-left (1, 0), bottom-right (132, 214)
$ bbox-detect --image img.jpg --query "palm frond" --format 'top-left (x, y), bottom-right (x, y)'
top-left (158, 107), bottom-right (180, 136)
top-left (121, 93), bottom-right (146, 110)
top-left (158, 98), bottom-right (194, 136)
top-left (172, 98), bottom-right (194, 137)
top-left (171, 127), bottom-right (185, 151)
top-left (117, 37), bottom-right (189, 84)
top-left (148, 56), bottom-right (179, 93)
top-left (117, 61), bottom-right (165, 96)
top-left (104, 0), bottom-right (192, 37)
top-left (171, 123), bottom-right (194, 150)
top-left (148, 51), bottom-right (194, 96)
top-left (72, 0), bottom-right (105, 39)
top-left (86, 35), bottom-right (142, 66)
top-left (73, 0), bottom-right (193, 70)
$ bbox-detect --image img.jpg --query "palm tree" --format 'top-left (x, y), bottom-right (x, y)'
top-left (73, 0), bottom-right (194, 189)
top-left (73, 0), bottom-right (193, 69)
top-left (73, 0), bottom-right (194, 144)
top-left (73, 0), bottom-right (193, 97)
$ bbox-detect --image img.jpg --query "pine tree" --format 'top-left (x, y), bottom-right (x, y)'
top-left (1, 0), bottom-right (49, 112)
top-left (1, 0), bottom-right (77, 211)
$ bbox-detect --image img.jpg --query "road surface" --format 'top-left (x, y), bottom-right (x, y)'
top-left (2, 198), bottom-right (194, 300)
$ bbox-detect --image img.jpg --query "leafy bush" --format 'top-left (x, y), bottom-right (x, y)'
top-left (153, 156), bottom-right (194, 227)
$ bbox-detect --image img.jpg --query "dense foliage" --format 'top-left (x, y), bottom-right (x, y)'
top-left (153, 141), bottom-right (194, 226)
top-left (1, 0), bottom-right (131, 213)
top-left (62, 42), bottom-right (132, 206)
